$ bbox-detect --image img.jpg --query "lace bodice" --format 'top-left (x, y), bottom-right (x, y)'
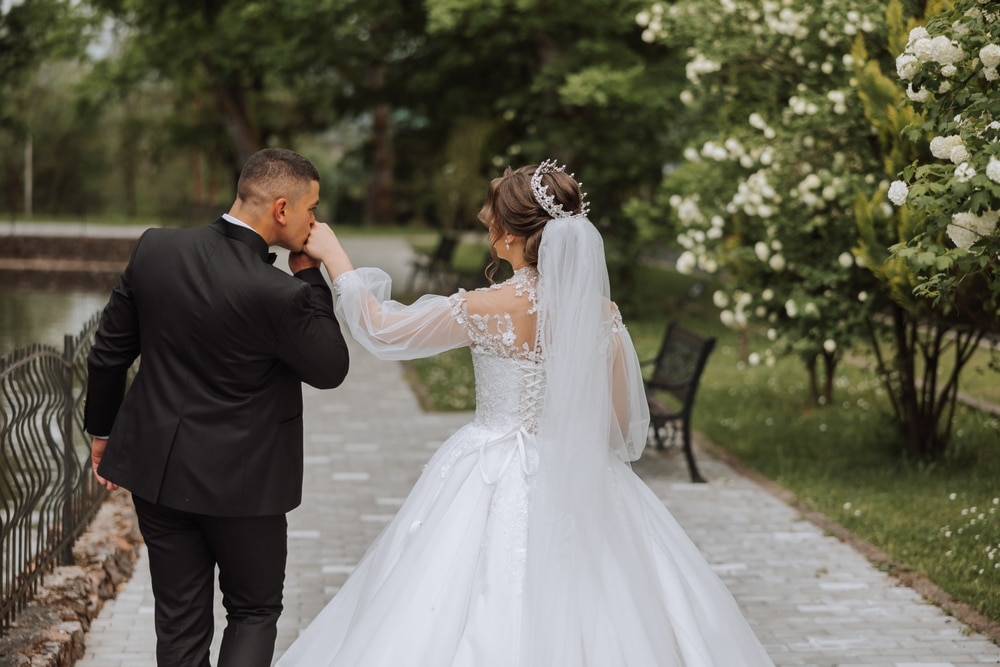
top-left (470, 353), bottom-right (545, 434)
top-left (448, 267), bottom-right (544, 434)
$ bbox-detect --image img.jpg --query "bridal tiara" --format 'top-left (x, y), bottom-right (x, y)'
top-left (530, 159), bottom-right (591, 219)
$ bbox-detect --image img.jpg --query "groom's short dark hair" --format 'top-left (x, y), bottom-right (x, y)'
top-left (237, 148), bottom-right (320, 206)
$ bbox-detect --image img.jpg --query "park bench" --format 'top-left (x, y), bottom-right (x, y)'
top-left (406, 234), bottom-right (459, 293)
top-left (642, 321), bottom-right (716, 483)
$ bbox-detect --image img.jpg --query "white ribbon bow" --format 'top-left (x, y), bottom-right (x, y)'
top-left (478, 426), bottom-right (539, 485)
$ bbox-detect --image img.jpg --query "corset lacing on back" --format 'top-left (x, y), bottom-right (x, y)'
top-left (450, 267), bottom-right (545, 484)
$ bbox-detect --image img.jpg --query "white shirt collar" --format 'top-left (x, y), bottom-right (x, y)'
top-left (222, 213), bottom-right (264, 239)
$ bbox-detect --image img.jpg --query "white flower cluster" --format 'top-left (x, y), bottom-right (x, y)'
top-left (896, 26), bottom-right (967, 100)
top-left (670, 194), bottom-right (706, 226)
top-left (788, 95), bottom-right (819, 115)
top-left (672, 193), bottom-right (725, 275)
top-left (717, 290), bottom-right (754, 328)
top-left (783, 297), bottom-right (819, 319)
top-left (954, 162), bottom-right (976, 183)
top-left (635, 2), bottom-right (669, 43)
top-left (747, 229), bottom-right (788, 272)
top-left (761, 2), bottom-right (810, 40)
top-left (888, 180), bottom-right (908, 206)
top-left (987, 157), bottom-right (1000, 184)
top-left (728, 169), bottom-right (780, 218)
top-left (792, 171), bottom-right (842, 209)
top-left (685, 51), bottom-right (722, 85)
top-left (697, 134), bottom-right (777, 170)
top-left (700, 140), bottom-right (734, 162)
top-left (897, 22), bottom-right (1000, 88)
top-left (980, 44), bottom-right (1000, 81)
top-left (929, 135), bottom-right (970, 165)
top-left (947, 210), bottom-right (1000, 251)
top-left (827, 89), bottom-right (848, 115)
top-left (897, 27), bottom-right (966, 78)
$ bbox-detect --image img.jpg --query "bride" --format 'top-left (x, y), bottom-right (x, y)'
top-left (278, 161), bottom-right (774, 666)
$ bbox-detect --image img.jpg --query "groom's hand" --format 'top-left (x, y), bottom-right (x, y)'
top-left (90, 437), bottom-right (119, 491)
top-left (288, 251), bottom-right (320, 274)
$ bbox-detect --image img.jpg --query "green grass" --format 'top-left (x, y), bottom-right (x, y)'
top-left (406, 261), bottom-right (1000, 627)
top-left (688, 334), bottom-right (1000, 624)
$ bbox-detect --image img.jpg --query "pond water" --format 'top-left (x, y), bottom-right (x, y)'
top-left (0, 287), bottom-right (109, 357)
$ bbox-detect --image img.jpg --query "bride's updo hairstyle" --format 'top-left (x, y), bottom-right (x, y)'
top-left (478, 163), bottom-right (585, 283)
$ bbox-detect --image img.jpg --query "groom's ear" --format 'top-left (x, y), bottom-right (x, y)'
top-left (272, 197), bottom-right (290, 226)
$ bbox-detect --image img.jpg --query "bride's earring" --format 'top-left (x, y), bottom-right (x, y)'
top-left (505, 237), bottom-right (511, 251)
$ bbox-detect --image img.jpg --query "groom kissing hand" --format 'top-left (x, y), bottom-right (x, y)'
top-left (84, 148), bottom-right (350, 667)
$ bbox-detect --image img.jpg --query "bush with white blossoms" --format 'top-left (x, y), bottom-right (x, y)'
top-left (633, 0), bottom-right (992, 459)
top-left (633, 0), bottom-right (897, 403)
top-left (889, 0), bottom-right (1000, 313)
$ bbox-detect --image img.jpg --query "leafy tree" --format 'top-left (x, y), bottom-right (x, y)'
top-left (413, 0), bottom-right (686, 303)
top-left (0, 0), bottom-right (94, 214)
top-left (85, 0), bottom-right (425, 224)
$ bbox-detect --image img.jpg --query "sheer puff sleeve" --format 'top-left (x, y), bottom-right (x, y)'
top-left (608, 308), bottom-right (650, 462)
top-left (332, 268), bottom-right (470, 361)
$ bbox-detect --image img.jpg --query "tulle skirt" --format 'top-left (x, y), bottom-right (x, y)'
top-left (276, 422), bottom-right (774, 666)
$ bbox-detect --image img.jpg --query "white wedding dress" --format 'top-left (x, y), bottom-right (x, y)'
top-left (278, 222), bottom-right (774, 667)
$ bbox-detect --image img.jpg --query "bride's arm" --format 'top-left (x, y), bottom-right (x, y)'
top-left (304, 223), bottom-right (470, 360)
top-left (608, 305), bottom-right (650, 461)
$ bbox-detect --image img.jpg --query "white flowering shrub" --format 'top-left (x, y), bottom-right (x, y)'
top-left (633, 0), bottom-right (992, 459)
top-left (888, 1), bottom-right (1000, 315)
top-left (634, 0), bottom-right (895, 402)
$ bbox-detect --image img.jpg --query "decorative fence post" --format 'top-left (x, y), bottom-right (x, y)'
top-left (60, 333), bottom-right (76, 566)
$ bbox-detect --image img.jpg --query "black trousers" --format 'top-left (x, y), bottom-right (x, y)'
top-left (132, 494), bottom-right (287, 667)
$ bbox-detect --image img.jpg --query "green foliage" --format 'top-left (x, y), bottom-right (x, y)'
top-left (0, 0), bottom-right (97, 214)
top-left (0, 0), bottom-right (92, 113)
top-left (419, 0), bottom-right (686, 220)
top-left (408, 348), bottom-right (477, 411)
top-left (887, 0), bottom-right (1000, 326)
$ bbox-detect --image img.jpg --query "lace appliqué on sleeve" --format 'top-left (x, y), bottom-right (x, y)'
top-left (610, 307), bottom-right (626, 333)
top-left (332, 270), bottom-right (363, 296)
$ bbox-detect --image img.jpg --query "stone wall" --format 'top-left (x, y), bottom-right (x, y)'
top-left (0, 491), bottom-right (142, 667)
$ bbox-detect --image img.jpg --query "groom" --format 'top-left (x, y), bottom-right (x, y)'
top-left (84, 148), bottom-right (350, 666)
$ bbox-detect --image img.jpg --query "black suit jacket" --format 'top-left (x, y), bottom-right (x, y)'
top-left (85, 219), bottom-right (349, 516)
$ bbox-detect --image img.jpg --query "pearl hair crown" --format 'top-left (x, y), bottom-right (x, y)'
top-left (530, 159), bottom-right (590, 219)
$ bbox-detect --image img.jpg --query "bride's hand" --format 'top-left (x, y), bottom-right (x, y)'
top-left (304, 222), bottom-right (354, 277)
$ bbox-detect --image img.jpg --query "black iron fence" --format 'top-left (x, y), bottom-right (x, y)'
top-left (0, 312), bottom-right (107, 633)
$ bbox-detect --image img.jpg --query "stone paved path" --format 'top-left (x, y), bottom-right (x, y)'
top-left (63, 232), bottom-right (999, 667)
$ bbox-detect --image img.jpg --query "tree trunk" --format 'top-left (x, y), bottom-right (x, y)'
top-left (121, 115), bottom-right (139, 218)
top-left (23, 132), bottom-right (32, 218)
top-left (869, 304), bottom-right (985, 461)
top-left (364, 53), bottom-right (395, 226)
top-left (806, 354), bottom-right (819, 404)
top-left (822, 351), bottom-right (837, 405)
top-left (208, 78), bottom-right (263, 167)
top-left (366, 102), bottom-right (395, 225)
